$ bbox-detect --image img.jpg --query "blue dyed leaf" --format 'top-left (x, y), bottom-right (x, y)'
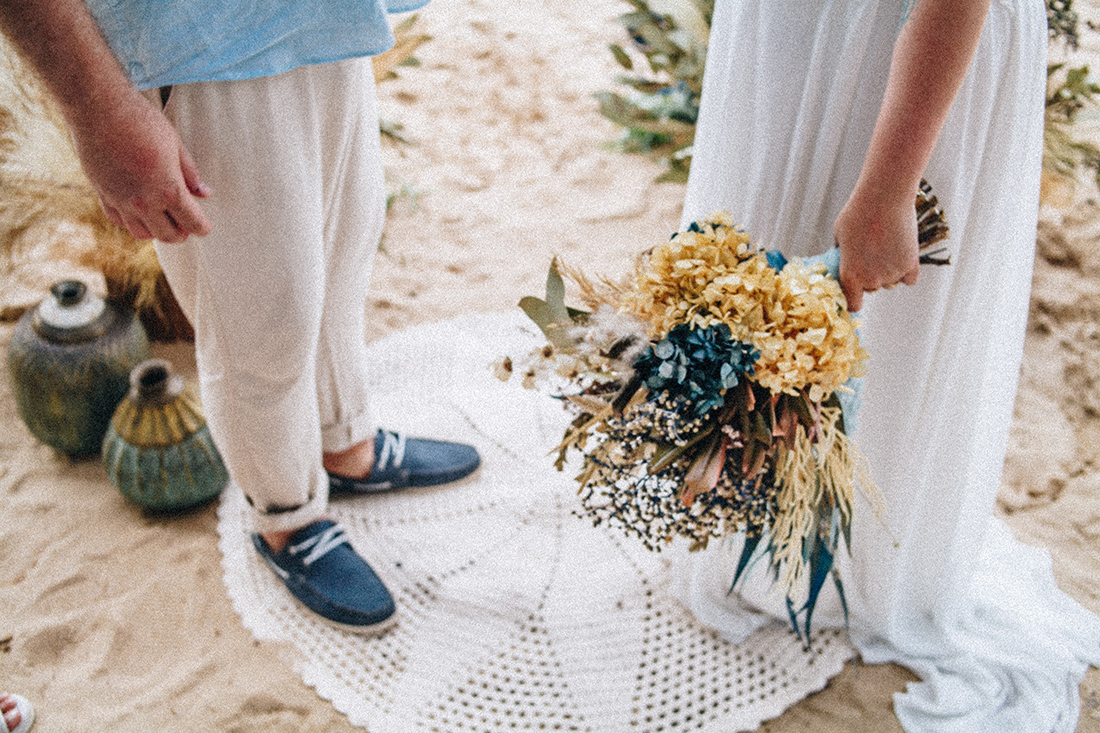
top-left (729, 533), bottom-right (762, 593)
top-left (801, 535), bottom-right (835, 646)
top-left (833, 570), bottom-right (850, 629)
top-left (786, 596), bottom-right (802, 644)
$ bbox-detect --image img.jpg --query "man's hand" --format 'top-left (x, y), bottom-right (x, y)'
top-left (69, 91), bottom-right (212, 242)
top-left (0, 0), bottom-right (211, 243)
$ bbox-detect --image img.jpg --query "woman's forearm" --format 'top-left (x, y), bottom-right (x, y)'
top-left (853, 0), bottom-right (992, 204)
top-left (835, 0), bottom-right (991, 311)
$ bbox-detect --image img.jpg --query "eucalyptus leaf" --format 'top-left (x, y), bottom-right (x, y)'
top-left (545, 259), bottom-right (570, 324)
top-left (518, 296), bottom-right (556, 335)
top-left (518, 296), bottom-right (573, 349)
top-left (610, 43), bottom-right (634, 70)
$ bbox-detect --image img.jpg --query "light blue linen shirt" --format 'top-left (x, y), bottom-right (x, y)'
top-left (86, 0), bottom-right (429, 90)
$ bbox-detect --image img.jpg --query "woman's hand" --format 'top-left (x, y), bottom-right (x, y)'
top-left (834, 189), bottom-right (920, 313)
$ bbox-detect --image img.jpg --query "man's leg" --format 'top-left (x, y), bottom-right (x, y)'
top-left (153, 63), bottom-right (396, 633)
top-left (312, 57), bottom-right (385, 482)
top-left (309, 59), bottom-right (481, 497)
top-left (154, 71), bottom-right (332, 534)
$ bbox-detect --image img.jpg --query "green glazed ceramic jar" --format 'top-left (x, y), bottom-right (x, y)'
top-left (7, 280), bottom-right (151, 457)
top-left (103, 358), bottom-right (228, 512)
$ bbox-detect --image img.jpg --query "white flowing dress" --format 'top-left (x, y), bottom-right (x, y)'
top-left (669, 0), bottom-right (1100, 730)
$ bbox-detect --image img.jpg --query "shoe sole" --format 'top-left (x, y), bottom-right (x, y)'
top-left (329, 463), bottom-right (482, 496)
top-left (318, 607), bottom-right (399, 636)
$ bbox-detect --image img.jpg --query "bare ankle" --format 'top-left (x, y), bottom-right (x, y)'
top-left (323, 437), bottom-right (375, 479)
top-left (260, 529), bottom-right (294, 553)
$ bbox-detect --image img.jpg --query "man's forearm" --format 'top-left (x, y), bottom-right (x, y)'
top-left (0, 1), bottom-right (212, 242)
top-left (0, 0), bottom-right (136, 124)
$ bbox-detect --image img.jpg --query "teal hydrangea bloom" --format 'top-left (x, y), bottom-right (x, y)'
top-left (633, 323), bottom-right (759, 415)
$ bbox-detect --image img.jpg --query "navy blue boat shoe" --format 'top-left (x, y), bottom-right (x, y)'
top-left (252, 519), bottom-right (396, 634)
top-left (328, 429), bottom-right (480, 495)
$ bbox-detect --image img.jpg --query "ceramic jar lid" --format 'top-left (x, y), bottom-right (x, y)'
top-left (32, 280), bottom-right (110, 343)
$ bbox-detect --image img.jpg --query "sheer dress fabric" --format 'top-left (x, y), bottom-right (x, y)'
top-left (669, 1), bottom-right (1100, 730)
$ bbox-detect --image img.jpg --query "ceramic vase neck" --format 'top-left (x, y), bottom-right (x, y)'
top-left (130, 359), bottom-right (185, 406)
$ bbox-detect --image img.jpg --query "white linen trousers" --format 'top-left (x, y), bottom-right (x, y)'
top-left (154, 57), bottom-right (385, 534)
top-left (669, 0), bottom-right (1100, 730)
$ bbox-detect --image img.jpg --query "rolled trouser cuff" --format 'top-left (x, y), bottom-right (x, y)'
top-left (246, 471), bottom-right (329, 535)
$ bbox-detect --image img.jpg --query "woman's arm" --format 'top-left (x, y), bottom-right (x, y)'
top-left (835, 0), bottom-right (991, 311)
top-left (0, 0), bottom-right (211, 242)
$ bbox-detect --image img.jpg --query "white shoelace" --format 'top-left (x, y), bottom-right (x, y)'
top-left (375, 431), bottom-right (407, 472)
top-left (289, 524), bottom-right (349, 566)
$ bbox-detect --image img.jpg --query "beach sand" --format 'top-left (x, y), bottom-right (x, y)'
top-left (2, 0), bottom-right (1099, 730)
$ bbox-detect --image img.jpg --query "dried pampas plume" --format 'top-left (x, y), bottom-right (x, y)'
top-left (557, 257), bottom-right (634, 311)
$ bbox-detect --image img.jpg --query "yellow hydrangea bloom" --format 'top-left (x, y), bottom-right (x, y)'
top-left (621, 212), bottom-right (868, 401)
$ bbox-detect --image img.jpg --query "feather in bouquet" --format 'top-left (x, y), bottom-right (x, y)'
top-left (501, 181), bottom-right (949, 644)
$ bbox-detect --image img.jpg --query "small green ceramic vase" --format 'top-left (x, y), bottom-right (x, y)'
top-left (103, 359), bottom-right (229, 512)
top-left (7, 280), bottom-right (151, 457)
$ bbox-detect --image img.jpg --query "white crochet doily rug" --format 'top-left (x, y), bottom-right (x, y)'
top-left (218, 312), bottom-right (855, 732)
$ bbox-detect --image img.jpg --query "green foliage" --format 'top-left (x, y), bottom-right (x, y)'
top-left (1048, 0), bottom-right (1083, 48)
top-left (518, 259), bottom-right (589, 349)
top-left (596, 0), bottom-right (713, 183)
top-left (1045, 2), bottom-right (1100, 192)
top-left (598, 0), bottom-right (1100, 195)
top-left (1046, 63), bottom-right (1100, 188)
top-left (376, 15), bottom-right (431, 145)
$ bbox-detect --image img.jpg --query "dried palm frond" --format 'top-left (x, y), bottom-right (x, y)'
top-left (916, 178), bottom-right (950, 265)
